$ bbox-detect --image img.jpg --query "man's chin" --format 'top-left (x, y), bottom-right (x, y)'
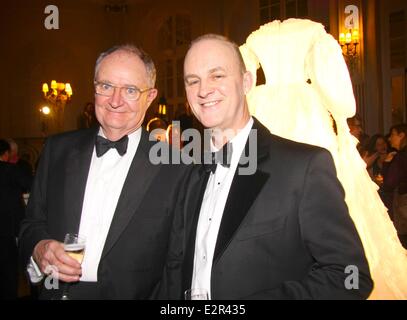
top-left (100, 122), bottom-right (127, 133)
top-left (199, 117), bottom-right (221, 130)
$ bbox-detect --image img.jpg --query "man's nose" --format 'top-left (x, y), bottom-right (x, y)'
top-left (109, 87), bottom-right (124, 108)
top-left (198, 80), bottom-right (214, 98)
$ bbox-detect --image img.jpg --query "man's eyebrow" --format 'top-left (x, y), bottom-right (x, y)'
top-left (95, 79), bottom-right (112, 84)
top-left (184, 74), bottom-right (199, 81)
top-left (184, 67), bottom-right (226, 80)
top-left (208, 67), bottom-right (226, 73)
top-left (94, 79), bottom-right (138, 88)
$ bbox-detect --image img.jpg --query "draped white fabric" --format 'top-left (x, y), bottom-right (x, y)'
top-left (240, 18), bottom-right (407, 299)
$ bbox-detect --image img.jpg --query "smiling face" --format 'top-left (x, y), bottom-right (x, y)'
top-left (183, 38), bottom-right (252, 133)
top-left (94, 50), bottom-right (157, 140)
top-left (375, 137), bottom-right (388, 154)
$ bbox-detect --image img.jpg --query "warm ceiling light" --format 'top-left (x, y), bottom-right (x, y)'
top-left (40, 106), bottom-right (51, 115)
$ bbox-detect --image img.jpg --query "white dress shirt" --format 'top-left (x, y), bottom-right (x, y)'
top-left (78, 128), bottom-right (141, 281)
top-left (191, 117), bottom-right (253, 299)
top-left (28, 128), bottom-right (141, 283)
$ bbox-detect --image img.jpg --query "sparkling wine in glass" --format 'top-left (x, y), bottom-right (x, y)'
top-left (61, 233), bottom-right (86, 300)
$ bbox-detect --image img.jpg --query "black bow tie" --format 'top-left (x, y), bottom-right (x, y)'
top-left (95, 135), bottom-right (129, 157)
top-left (203, 142), bottom-right (233, 174)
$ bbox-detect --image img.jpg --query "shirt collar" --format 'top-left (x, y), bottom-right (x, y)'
top-left (210, 117), bottom-right (254, 166)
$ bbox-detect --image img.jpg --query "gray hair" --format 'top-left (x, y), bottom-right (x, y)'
top-left (189, 34), bottom-right (247, 75)
top-left (94, 44), bottom-right (156, 87)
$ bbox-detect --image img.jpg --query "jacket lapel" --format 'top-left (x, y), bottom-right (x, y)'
top-left (101, 129), bottom-right (161, 258)
top-left (63, 128), bottom-right (97, 234)
top-left (213, 118), bottom-right (271, 263)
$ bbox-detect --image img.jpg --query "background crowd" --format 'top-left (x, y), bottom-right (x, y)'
top-left (347, 115), bottom-right (407, 248)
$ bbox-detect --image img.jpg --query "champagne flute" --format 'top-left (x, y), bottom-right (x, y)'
top-left (374, 173), bottom-right (384, 186)
top-left (61, 233), bottom-right (86, 300)
top-left (184, 288), bottom-right (209, 300)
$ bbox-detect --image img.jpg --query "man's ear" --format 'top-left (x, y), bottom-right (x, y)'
top-left (243, 71), bottom-right (254, 95)
top-left (146, 88), bottom-right (158, 107)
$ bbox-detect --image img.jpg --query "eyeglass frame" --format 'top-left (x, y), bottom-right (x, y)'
top-left (94, 80), bottom-right (153, 101)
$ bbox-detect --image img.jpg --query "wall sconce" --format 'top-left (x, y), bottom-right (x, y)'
top-left (158, 96), bottom-right (167, 116)
top-left (339, 29), bottom-right (359, 57)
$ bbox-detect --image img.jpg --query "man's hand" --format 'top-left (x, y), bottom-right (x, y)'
top-left (363, 152), bottom-right (379, 168)
top-left (384, 151), bottom-right (397, 163)
top-left (33, 239), bottom-right (82, 282)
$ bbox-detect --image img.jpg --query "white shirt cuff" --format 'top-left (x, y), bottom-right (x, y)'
top-left (27, 256), bottom-right (44, 283)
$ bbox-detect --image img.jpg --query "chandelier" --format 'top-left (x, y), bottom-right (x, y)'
top-left (42, 80), bottom-right (73, 103)
top-left (41, 80), bottom-right (73, 134)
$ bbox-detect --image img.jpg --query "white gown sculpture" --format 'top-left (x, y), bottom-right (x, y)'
top-left (240, 18), bottom-right (407, 299)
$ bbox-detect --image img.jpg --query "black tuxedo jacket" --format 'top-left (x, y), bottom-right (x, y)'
top-left (19, 127), bottom-right (189, 299)
top-left (161, 118), bottom-right (373, 300)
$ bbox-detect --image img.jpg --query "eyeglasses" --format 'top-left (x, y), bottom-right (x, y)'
top-left (94, 81), bottom-right (152, 101)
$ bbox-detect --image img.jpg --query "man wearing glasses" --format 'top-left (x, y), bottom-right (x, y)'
top-left (19, 45), bottom-right (188, 299)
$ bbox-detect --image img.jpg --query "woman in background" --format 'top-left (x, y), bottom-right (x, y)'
top-left (364, 134), bottom-right (389, 184)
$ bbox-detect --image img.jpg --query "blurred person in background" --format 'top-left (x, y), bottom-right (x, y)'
top-left (0, 139), bottom-right (32, 299)
top-left (364, 134), bottom-right (389, 185)
top-left (347, 114), bottom-right (369, 155)
top-left (382, 124), bottom-right (407, 248)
